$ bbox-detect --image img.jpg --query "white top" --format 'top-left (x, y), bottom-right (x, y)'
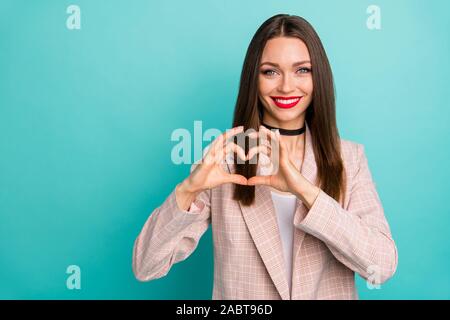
top-left (270, 190), bottom-right (297, 295)
top-left (251, 152), bottom-right (300, 294)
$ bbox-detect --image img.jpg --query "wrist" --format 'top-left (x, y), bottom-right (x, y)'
top-left (292, 178), bottom-right (320, 209)
top-left (179, 178), bottom-right (201, 195)
top-left (175, 181), bottom-right (200, 212)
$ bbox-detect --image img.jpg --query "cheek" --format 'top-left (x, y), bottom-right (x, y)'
top-left (298, 77), bottom-right (313, 95)
top-left (258, 77), bottom-right (275, 95)
top-left (305, 77), bottom-right (313, 95)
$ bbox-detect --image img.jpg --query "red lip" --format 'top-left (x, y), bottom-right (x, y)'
top-left (270, 96), bottom-right (302, 109)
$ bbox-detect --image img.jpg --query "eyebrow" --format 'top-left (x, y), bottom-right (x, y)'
top-left (260, 61), bottom-right (311, 67)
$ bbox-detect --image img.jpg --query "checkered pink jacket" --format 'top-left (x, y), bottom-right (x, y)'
top-left (132, 123), bottom-right (398, 299)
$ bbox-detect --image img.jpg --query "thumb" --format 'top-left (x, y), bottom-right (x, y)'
top-left (225, 174), bottom-right (248, 185)
top-left (247, 175), bottom-right (271, 186)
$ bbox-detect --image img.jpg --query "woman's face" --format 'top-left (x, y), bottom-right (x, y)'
top-left (258, 36), bottom-right (313, 126)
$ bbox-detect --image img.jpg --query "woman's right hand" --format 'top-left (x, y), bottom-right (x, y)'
top-left (183, 125), bottom-right (249, 192)
top-left (176, 126), bottom-right (248, 210)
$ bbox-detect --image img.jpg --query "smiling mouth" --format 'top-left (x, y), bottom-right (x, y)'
top-left (270, 96), bottom-right (302, 109)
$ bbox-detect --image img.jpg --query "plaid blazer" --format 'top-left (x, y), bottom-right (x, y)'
top-left (132, 123), bottom-right (398, 299)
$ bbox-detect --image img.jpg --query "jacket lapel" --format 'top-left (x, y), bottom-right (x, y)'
top-left (290, 123), bottom-right (318, 299)
top-left (226, 122), bottom-right (318, 300)
top-left (241, 184), bottom-right (291, 299)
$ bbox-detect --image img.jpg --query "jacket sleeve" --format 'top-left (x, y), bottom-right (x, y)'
top-left (294, 143), bottom-right (398, 284)
top-left (132, 163), bottom-right (211, 282)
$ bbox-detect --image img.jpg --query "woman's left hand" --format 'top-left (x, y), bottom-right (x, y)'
top-left (246, 125), bottom-right (320, 209)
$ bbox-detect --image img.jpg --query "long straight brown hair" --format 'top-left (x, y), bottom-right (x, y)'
top-left (232, 14), bottom-right (346, 206)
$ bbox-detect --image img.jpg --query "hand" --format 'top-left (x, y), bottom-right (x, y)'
top-left (182, 126), bottom-right (249, 194)
top-left (246, 125), bottom-right (320, 208)
top-left (246, 125), bottom-right (301, 192)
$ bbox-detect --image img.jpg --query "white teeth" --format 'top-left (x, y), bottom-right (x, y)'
top-left (275, 98), bottom-right (300, 104)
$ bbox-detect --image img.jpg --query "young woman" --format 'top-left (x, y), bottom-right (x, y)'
top-left (132, 14), bottom-right (398, 300)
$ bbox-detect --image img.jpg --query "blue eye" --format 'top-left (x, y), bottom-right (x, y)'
top-left (262, 69), bottom-right (277, 76)
top-left (261, 68), bottom-right (311, 76)
top-left (297, 67), bottom-right (311, 74)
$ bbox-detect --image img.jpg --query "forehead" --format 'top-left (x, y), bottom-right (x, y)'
top-left (261, 37), bottom-right (310, 64)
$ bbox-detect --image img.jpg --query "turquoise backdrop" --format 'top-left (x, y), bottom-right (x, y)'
top-left (1, 0), bottom-right (449, 299)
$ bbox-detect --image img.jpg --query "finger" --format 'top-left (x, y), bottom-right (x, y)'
top-left (258, 138), bottom-right (272, 149)
top-left (260, 125), bottom-right (288, 159)
top-left (224, 173), bottom-right (248, 185)
top-left (260, 126), bottom-right (285, 160)
top-left (259, 126), bottom-right (279, 153)
top-left (245, 128), bottom-right (272, 154)
top-left (247, 175), bottom-right (272, 186)
top-left (247, 130), bottom-right (271, 146)
top-left (213, 126), bottom-right (244, 154)
top-left (259, 125), bottom-right (278, 144)
top-left (222, 126), bottom-right (245, 144)
top-left (247, 130), bottom-right (259, 140)
top-left (247, 145), bottom-right (271, 161)
top-left (223, 141), bottom-right (247, 162)
top-left (274, 129), bottom-right (286, 150)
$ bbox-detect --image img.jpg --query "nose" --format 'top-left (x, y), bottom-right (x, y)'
top-left (278, 74), bottom-right (295, 94)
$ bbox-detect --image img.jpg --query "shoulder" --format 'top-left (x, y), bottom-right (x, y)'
top-left (339, 138), bottom-right (366, 174)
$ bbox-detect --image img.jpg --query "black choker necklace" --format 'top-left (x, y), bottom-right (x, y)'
top-left (261, 122), bottom-right (306, 136)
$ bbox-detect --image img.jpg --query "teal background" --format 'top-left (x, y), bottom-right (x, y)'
top-left (0, 0), bottom-right (449, 299)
